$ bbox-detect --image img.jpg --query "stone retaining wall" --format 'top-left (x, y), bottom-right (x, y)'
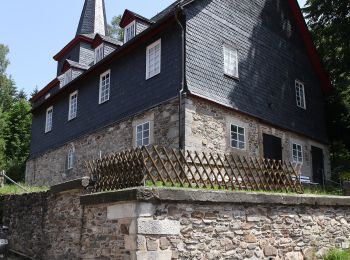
top-left (2, 186), bottom-right (350, 259)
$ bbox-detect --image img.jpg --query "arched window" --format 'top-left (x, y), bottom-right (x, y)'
top-left (67, 146), bottom-right (75, 170)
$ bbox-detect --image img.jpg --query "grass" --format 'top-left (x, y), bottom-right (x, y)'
top-left (0, 184), bottom-right (48, 195)
top-left (324, 248), bottom-right (350, 260)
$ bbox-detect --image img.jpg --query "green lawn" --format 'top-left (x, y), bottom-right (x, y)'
top-left (0, 184), bottom-right (48, 195)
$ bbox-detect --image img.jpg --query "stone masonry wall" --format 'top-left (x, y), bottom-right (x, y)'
top-left (184, 95), bottom-right (331, 180)
top-left (26, 98), bottom-right (179, 186)
top-left (2, 187), bottom-right (350, 259)
top-left (1, 188), bottom-right (84, 260)
top-left (2, 192), bottom-right (47, 259)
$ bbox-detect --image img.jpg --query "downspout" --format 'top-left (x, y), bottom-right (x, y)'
top-left (174, 3), bottom-right (187, 150)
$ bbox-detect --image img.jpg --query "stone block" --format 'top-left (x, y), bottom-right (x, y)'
top-left (137, 219), bottom-right (180, 235)
top-left (136, 250), bottom-right (172, 260)
top-left (107, 202), bottom-right (155, 220)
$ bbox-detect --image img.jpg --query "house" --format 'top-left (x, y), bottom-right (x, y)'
top-left (26, 0), bottom-right (332, 186)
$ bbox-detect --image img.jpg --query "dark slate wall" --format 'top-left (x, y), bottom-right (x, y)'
top-left (56, 44), bottom-right (81, 76)
top-left (184, 0), bottom-right (328, 142)
top-left (30, 23), bottom-right (182, 157)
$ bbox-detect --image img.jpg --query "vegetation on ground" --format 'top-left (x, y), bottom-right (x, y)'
top-left (324, 248), bottom-right (350, 260)
top-left (0, 184), bottom-right (48, 195)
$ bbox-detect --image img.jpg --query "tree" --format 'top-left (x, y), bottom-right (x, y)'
top-left (0, 43), bottom-right (32, 181)
top-left (303, 0), bottom-right (350, 179)
top-left (3, 100), bottom-right (32, 181)
top-left (0, 45), bottom-right (10, 75)
top-left (107, 15), bottom-right (124, 41)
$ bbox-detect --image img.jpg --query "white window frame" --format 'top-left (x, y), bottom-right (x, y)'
top-left (146, 39), bottom-right (161, 80)
top-left (295, 80), bottom-right (306, 109)
top-left (94, 44), bottom-right (104, 64)
top-left (61, 69), bottom-right (72, 88)
top-left (124, 21), bottom-right (136, 43)
top-left (67, 147), bottom-right (75, 170)
top-left (292, 143), bottom-right (303, 163)
top-left (99, 70), bottom-right (111, 104)
top-left (68, 91), bottom-right (78, 121)
top-left (230, 123), bottom-right (246, 150)
top-left (45, 106), bottom-right (53, 133)
top-left (136, 122), bottom-right (150, 147)
top-left (223, 44), bottom-right (239, 78)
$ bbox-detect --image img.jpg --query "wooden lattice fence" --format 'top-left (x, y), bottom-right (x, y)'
top-left (86, 146), bottom-right (303, 193)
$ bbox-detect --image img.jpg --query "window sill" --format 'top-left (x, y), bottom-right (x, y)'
top-left (224, 73), bottom-right (240, 81)
top-left (146, 72), bottom-right (160, 81)
top-left (99, 99), bottom-right (110, 105)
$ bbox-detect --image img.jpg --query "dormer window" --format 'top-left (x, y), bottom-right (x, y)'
top-left (61, 69), bottom-right (72, 88)
top-left (124, 21), bottom-right (136, 43)
top-left (95, 44), bottom-right (104, 64)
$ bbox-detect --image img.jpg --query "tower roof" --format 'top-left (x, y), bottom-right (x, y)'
top-left (76, 0), bottom-right (107, 36)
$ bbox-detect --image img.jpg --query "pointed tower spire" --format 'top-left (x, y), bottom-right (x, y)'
top-left (76, 0), bottom-right (107, 36)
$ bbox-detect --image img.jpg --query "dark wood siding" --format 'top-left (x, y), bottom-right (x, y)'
top-left (30, 23), bottom-right (182, 157)
top-left (184, 0), bottom-right (328, 143)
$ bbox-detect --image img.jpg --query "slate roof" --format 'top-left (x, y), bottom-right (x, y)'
top-left (65, 60), bottom-right (90, 71)
top-left (76, 0), bottom-right (108, 36)
top-left (82, 33), bottom-right (123, 46)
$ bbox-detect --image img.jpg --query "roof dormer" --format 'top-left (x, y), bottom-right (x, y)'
top-left (120, 9), bottom-right (154, 43)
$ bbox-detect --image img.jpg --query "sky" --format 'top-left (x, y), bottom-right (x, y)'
top-left (0, 0), bottom-right (307, 96)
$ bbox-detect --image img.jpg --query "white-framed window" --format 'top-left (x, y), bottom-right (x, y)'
top-left (124, 21), bottom-right (136, 43)
top-left (136, 122), bottom-right (150, 147)
top-left (295, 80), bottom-right (306, 109)
top-left (230, 124), bottom-right (245, 150)
top-left (146, 39), bottom-right (161, 80)
top-left (67, 147), bottom-right (75, 170)
top-left (99, 70), bottom-right (110, 104)
top-left (292, 143), bottom-right (303, 163)
top-left (61, 69), bottom-right (72, 88)
top-left (45, 106), bottom-right (53, 133)
top-left (68, 91), bottom-right (78, 121)
top-left (223, 44), bottom-right (239, 78)
top-left (95, 44), bottom-right (104, 64)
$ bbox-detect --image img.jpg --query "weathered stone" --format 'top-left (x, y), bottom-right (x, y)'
top-left (285, 251), bottom-right (303, 260)
top-left (146, 238), bottom-right (158, 251)
top-left (107, 202), bottom-right (155, 220)
top-left (160, 237), bottom-right (171, 250)
top-left (244, 234), bottom-right (257, 243)
top-left (263, 245), bottom-right (277, 256)
top-left (137, 219), bottom-right (180, 235)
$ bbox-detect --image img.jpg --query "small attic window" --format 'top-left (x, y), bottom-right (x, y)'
top-left (95, 44), bottom-right (104, 64)
top-left (61, 69), bottom-right (72, 88)
top-left (124, 21), bottom-right (136, 43)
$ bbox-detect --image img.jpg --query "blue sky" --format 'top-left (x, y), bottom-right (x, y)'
top-left (0, 0), bottom-right (306, 96)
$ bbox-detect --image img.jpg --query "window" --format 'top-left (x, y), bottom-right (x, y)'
top-left (99, 70), bottom-right (110, 104)
top-left (67, 147), bottom-right (75, 170)
top-left (68, 91), bottom-right (78, 121)
top-left (292, 143), bottom-right (303, 163)
top-left (230, 124), bottom-right (245, 150)
top-left (61, 69), bottom-right (72, 88)
top-left (295, 80), bottom-right (306, 109)
top-left (45, 106), bottom-right (53, 133)
top-left (124, 21), bottom-right (136, 43)
top-left (136, 122), bottom-right (150, 147)
top-left (95, 44), bottom-right (104, 64)
top-left (146, 39), bottom-right (161, 80)
top-left (223, 44), bottom-right (239, 78)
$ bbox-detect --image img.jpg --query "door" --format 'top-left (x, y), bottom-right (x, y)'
top-left (263, 134), bottom-right (282, 161)
top-left (311, 146), bottom-right (324, 184)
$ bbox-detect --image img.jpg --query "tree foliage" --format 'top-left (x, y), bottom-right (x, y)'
top-left (303, 0), bottom-right (350, 177)
top-left (107, 15), bottom-right (124, 41)
top-left (0, 44), bottom-right (32, 181)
